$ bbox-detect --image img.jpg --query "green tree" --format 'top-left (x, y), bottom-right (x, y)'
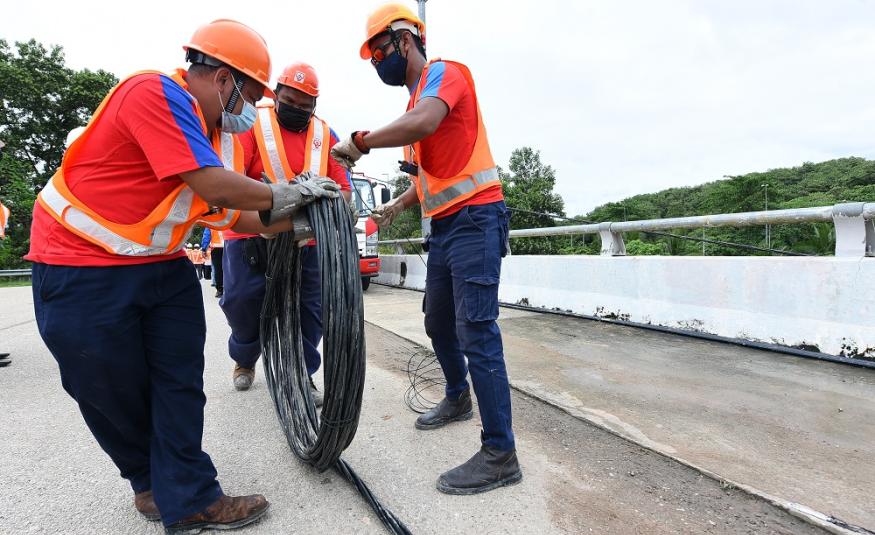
top-left (500, 147), bottom-right (566, 254)
top-left (0, 39), bottom-right (116, 268)
top-left (586, 157), bottom-right (875, 256)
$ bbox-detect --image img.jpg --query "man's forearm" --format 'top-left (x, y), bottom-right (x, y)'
top-left (231, 211), bottom-right (293, 234)
top-left (361, 98), bottom-right (448, 149)
top-left (397, 184), bottom-right (419, 209)
top-left (180, 167), bottom-right (273, 211)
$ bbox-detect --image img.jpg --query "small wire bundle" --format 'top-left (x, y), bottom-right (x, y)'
top-left (404, 348), bottom-right (445, 414)
top-left (260, 186), bottom-right (411, 534)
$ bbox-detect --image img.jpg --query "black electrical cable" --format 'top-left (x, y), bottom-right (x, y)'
top-left (403, 348), bottom-right (444, 414)
top-left (259, 188), bottom-right (412, 534)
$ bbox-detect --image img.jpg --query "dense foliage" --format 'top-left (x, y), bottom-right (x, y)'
top-left (0, 39), bottom-right (116, 267)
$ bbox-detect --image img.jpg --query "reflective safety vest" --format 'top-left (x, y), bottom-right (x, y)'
top-left (36, 69), bottom-right (243, 257)
top-left (404, 59), bottom-right (500, 218)
top-left (253, 103), bottom-right (331, 183)
top-left (0, 201), bottom-right (10, 240)
top-left (209, 230), bottom-right (224, 248)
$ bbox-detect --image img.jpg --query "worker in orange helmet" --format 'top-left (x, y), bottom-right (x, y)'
top-left (26, 19), bottom-right (340, 532)
top-left (332, 2), bottom-right (521, 496)
top-left (222, 61), bottom-right (352, 399)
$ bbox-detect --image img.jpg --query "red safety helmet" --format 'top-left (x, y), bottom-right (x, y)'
top-left (277, 62), bottom-right (319, 97)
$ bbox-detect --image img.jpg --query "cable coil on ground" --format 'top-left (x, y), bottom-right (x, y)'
top-left (260, 183), bottom-right (411, 534)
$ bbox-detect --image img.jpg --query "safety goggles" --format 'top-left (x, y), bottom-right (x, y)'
top-left (370, 39), bottom-right (397, 66)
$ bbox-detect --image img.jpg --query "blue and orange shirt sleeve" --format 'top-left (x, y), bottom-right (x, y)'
top-left (416, 61), bottom-right (468, 111)
top-left (116, 73), bottom-right (222, 181)
top-left (327, 128), bottom-right (352, 191)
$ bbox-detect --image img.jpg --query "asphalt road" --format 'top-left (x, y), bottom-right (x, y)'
top-left (0, 283), bottom-right (826, 534)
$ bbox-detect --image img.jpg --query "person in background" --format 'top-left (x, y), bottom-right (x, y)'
top-left (0, 183), bottom-right (11, 367)
top-left (203, 228), bottom-right (225, 297)
top-left (191, 244), bottom-right (205, 279)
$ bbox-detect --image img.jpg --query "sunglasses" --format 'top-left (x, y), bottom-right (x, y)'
top-left (370, 40), bottom-right (398, 66)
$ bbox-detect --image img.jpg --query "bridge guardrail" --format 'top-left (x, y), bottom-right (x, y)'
top-left (379, 202), bottom-right (875, 257)
top-left (0, 269), bottom-right (32, 279)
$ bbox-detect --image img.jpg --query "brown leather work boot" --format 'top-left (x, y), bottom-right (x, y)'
top-left (134, 490), bottom-right (160, 522)
top-left (164, 493), bottom-right (270, 534)
top-left (233, 365), bottom-right (256, 391)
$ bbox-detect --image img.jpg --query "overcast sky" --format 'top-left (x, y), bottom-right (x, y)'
top-left (4, 0), bottom-right (875, 215)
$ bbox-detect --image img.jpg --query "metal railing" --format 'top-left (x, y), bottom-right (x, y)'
top-left (0, 269), bottom-right (32, 279)
top-left (379, 202), bottom-right (875, 257)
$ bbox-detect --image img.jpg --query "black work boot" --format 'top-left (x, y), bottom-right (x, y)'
top-left (437, 445), bottom-right (523, 495)
top-left (415, 389), bottom-right (473, 430)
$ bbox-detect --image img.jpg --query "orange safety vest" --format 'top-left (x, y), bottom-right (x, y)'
top-left (253, 103), bottom-right (331, 183)
top-left (404, 59), bottom-right (500, 218)
top-left (209, 230), bottom-right (224, 248)
top-left (36, 69), bottom-right (243, 257)
top-left (0, 201), bottom-right (10, 240)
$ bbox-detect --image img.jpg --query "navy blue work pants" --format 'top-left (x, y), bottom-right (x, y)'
top-left (220, 238), bottom-right (322, 375)
top-left (31, 259), bottom-right (222, 526)
top-left (424, 201), bottom-right (516, 452)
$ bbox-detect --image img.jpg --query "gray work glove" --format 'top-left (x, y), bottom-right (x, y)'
top-left (259, 174), bottom-right (340, 226)
top-left (370, 197), bottom-right (405, 229)
top-left (349, 200), bottom-right (360, 222)
top-left (330, 133), bottom-right (366, 170)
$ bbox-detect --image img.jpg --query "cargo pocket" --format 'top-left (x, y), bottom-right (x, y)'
top-left (464, 276), bottom-right (500, 322)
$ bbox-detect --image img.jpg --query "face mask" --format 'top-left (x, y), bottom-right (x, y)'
top-left (276, 102), bottom-right (313, 132)
top-left (376, 49), bottom-right (408, 87)
top-left (218, 87), bottom-right (257, 133)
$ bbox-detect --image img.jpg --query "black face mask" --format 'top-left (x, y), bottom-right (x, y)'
top-left (376, 49), bottom-right (408, 87)
top-left (276, 102), bottom-right (313, 132)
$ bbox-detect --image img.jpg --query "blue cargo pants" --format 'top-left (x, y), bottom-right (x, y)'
top-left (220, 238), bottom-right (322, 376)
top-left (423, 200), bottom-right (516, 452)
top-left (31, 259), bottom-right (222, 526)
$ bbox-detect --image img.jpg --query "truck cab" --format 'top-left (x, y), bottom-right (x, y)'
top-left (351, 176), bottom-right (390, 290)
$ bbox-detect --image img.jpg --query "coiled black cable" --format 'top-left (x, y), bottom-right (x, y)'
top-left (260, 187), bottom-right (411, 534)
top-left (404, 348), bottom-right (444, 414)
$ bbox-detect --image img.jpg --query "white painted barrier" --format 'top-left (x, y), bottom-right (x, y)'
top-left (375, 254), bottom-right (875, 358)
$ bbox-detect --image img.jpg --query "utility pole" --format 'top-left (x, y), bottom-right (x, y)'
top-left (417, 0), bottom-right (427, 23)
top-left (761, 183), bottom-right (770, 250)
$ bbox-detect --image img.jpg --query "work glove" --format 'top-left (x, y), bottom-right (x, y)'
top-left (370, 197), bottom-right (405, 229)
top-left (349, 199), bottom-right (360, 222)
top-left (330, 131), bottom-right (370, 170)
top-left (259, 172), bottom-right (340, 226)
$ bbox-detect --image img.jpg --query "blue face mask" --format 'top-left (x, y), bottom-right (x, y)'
top-left (219, 88), bottom-right (257, 133)
top-left (376, 50), bottom-right (408, 87)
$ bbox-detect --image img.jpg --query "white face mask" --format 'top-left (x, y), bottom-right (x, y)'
top-left (218, 85), bottom-right (257, 133)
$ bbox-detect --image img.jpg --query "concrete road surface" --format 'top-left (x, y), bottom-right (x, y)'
top-left (1, 283), bottom-right (828, 534)
top-left (364, 284), bottom-right (875, 533)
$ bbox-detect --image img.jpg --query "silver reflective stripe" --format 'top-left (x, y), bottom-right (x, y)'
top-left (40, 177), bottom-right (195, 256)
top-left (149, 188), bottom-right (194, 250)
top-left (220, 132), bottom-right (235, 170)
top-left (258, 108), bottom-right (287, 181)
top-left (419, 166), bottom-right (500, 212)
top-left (199, 209), bottom-right (238, 229)
top-left (309, 119), bottom-right (325, 175)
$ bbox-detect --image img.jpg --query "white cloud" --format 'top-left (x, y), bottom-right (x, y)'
top-left (4, 0), bottom-right (875, 215)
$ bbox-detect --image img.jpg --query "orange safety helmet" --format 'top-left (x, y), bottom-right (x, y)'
top-left (277, 62), bottom-right (319, 97)
top-left (360, 3), bottom-right (425, 60)
top-left (184, 19), bottom-right (274, 98)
